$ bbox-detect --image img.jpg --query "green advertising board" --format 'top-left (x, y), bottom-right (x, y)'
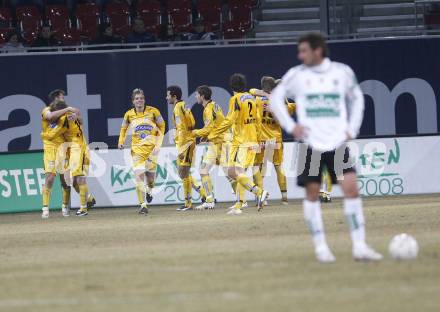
top-left (0, 151), bottom-right (62, 213)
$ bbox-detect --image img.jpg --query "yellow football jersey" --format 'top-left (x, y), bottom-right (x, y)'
top-left (118, 106), bottom-right (165, 154)
top-left (193, 101), bottom-right (225, 144)
top-left (209, 92), bottom-right (260, 146)
top-left (40, 107), bottom-right (66, 147)
top-left (173, 100), bottom-right (195, 147)
top-left (41, 113), bottom-right (86, 145)
top-left (253, 94), bottom-right (296, 142)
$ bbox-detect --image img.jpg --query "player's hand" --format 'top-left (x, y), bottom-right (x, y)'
top-left (292, 124), bottom-right (306, 140)
top-left (67, 113), bottom-right (77, 121)
top-left (118, 144), bottom-right (124, 150)
top-left (346, 132), bottom-right (353, 141)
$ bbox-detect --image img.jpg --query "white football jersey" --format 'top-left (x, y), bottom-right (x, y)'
top-left (270, 58), bottom-right (364, 151)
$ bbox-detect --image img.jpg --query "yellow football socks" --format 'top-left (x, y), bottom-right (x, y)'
top-left (78, 184), bottom-right (88, 208)
top-left (62, 186), bottom-right (71, 207)
top-left (236, 174), bottom-right (262, 196)
top-left (42, 186), bottom-right (52, 207)
top-left (135, 181), bottom-right (146, 205)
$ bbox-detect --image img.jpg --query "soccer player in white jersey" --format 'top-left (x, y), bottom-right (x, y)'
top-left (270, 33), bottom-right (382, 263)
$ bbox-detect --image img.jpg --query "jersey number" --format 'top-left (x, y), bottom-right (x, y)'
top-left (248, 102), bottom-right (253, 118)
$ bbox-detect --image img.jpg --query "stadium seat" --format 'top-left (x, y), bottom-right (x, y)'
top-left (136, 1), bottom-right (162, 36)
top-left (197, 0), bottom-right (222, 31)
top-left (75, 3), bottom-right (101, 39)
top-left (106, 2), bottom-right (131, 38)
top-left (56, 28), bottom-right (81, 46)
top-left (45, 5), bottom-right (70, 33)
top-left (222, 20), bottom-right (245, 39)
top-left (230, 7), bottom-right (252, 30)
top-left (0, 27), bottom-right (13, 44)
top-left (16, 6), bottom-right (41, 34)
top-left (0, 7), bottom-right (12, 27)
top-left (21, 29), bottom-right (39, 44)
top-left (228, 0), bottom-right (253, 9)
top-left (167, 0), bottom-right (192, 33)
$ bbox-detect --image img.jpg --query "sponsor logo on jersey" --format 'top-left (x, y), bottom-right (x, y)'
top-left (240, 94), bottom-right (254, 102)
top-left (135, 124), bottom-right (153, 132)
top-left (49, 123), bottom-right (57, 129)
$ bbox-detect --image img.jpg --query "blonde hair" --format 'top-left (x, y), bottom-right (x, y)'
top-left (131, 88), bottom-right (145, 101)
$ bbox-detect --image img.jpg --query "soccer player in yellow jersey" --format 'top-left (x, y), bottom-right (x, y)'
top-left (167, 86), bottom-right (206, 211)
top-left (42, 100), bottom-right (96, 217)
top-left (41, 89), bottom-right (79, 218)
top-left (250, 76), bottom-right (296, 205)
top-left (209, 73), bottom-right (269, 215)
top-left (118, 88), bottom-right (165, 214)
top-left (191, 85), bottom-right (226, 210)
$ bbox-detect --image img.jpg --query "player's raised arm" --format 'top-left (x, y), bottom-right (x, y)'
top-left (345, 67), bottom-right (365, 140)
top-left (44, 106), bottom-right (76, 123)
top-left (269, 77), bottom-right (297, 135)
top-left (118, 112), bottom-right (130, 149)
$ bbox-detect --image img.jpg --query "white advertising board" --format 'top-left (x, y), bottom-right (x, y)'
top-left (71, 136), bottom-right (440, 208)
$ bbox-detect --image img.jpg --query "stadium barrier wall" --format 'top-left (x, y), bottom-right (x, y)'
top-left (0, 37), bottom-right (439, 153)
top-left (0, 151), bottom-right (62, 213)
top-left (66, 135), bottom-right (438, 209)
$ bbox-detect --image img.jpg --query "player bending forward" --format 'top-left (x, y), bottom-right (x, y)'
top-left (118, 88), bottom-right (165, 214)
top-left (270, 33), bottom-right (382, 262)
top-left (209, 73), bottom-right (269, 215)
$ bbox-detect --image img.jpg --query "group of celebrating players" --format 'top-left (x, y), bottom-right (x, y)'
top-left (40, 32), bottom-right (383, 263)
top-left (41, 73), bottom-right (331, 218)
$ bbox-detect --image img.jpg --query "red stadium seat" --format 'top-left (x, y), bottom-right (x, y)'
top-left (136, 1), bottom-right (161, 36)
top-left (75, 3), bottom-right (101, 39)
top-left (197, 0), bottom-right (222, 11)
top-left (22, 29), bottom-right (39, 44)
top-left (16, 6), bottom-right (42, 34)
top-left (228, 0), bottom-right (253, 9)
top-left (230, 7), bottom-right (252, 30)
top-left (0, 7), bottom-right (12, 27)
top-left (167, 0), bottom-right (191, 33)
top-left (198, 6), bottom-right (222, 29)
top-left (56, 28), bottom-right (81, 46)
top-left (106, 2), bottom-right (131, 37)
top-left (46, 5), bottom-right (70, 33)
top-left (222, 20), bottom-right (245, 39)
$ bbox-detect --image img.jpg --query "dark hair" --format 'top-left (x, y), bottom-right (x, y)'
top-left (49, 100), bottom-right (68, 112)
top-left (48, 89), bottom-right (65, 102)
top-left (229, 73), bottom-right (247, 93)
top-left (260, 76), bottom-right (276, 93)
top-left (298, 32), bottom-right (328, 58)
top-left (196, 85), bottom-right (212, 101)
top-left (167, 85), bottom-right (182, 100)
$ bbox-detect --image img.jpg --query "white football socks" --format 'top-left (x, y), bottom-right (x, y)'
top-left (344, 197), bottom-right (366, 246)
top-left (303, 199), bottom-right (327, 248)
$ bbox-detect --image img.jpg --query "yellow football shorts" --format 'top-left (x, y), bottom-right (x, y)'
top-left (43, 143), bottom-right (69, 174)
top-left (254, 141), bottom-right (284, 166)
top-left (201, 143), bottom-right (222, 166)
top-left (229, 145), bottom-right (257, 169)
top-left (131, 144), bottom-right (156, 172)
top-left (176, 142), bottom-right (195, 167)
top-left (68, 143), bottom-right (90, 177)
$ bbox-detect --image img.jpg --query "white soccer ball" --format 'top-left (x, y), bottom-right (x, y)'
top-left (388, 233), bottom-right (419, 260)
